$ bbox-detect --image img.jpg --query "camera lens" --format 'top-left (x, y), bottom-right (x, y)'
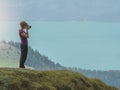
top-left (29, 26), bottom-right (31, 28)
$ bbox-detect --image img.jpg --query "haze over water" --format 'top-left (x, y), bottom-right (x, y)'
top-left (0, 21), bottom-right (120, 70)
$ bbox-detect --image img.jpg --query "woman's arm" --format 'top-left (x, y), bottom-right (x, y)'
top-left (21, 32), bottom-right (29, 38)
top-left (21, 25), bottom-right (29, 38)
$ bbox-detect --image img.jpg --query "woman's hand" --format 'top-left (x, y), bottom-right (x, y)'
top-left (21, 32), bottom-right (29, 38)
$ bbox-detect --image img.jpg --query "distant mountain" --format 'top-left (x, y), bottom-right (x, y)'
top-left (0, 41), bottom-right (20, 67)
top-left (0, 68), bottom-right (118, 90)
top-left (0, 40), bottom-right (64, 70)
top-left (69, 67), bottom-right (120, 89)
top-left (0, 0), bottom-right (120, 22)
top-left (0, 40), bottom-right (120, 89)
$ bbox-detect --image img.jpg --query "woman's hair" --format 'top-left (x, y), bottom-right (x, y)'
top-left (20, 21), bottom-right (28, 29)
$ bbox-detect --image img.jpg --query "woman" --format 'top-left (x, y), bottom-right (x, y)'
top-left (19, 21), bottom-right (30, 68)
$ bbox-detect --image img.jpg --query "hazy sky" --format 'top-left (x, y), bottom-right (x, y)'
top-left (0, 21), bottom-right (120, 70)
top-left (0, 0), bottom-right (120, 21)
top-left (0, 0), bottom-right (120, 70)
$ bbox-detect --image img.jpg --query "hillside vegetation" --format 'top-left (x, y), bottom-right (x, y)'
top-left (0, 41), bottom-right (19, 67)
top-left (0, 41), bottom-right (64, 69)
top-left (0, 68), bottom-right (117, 90)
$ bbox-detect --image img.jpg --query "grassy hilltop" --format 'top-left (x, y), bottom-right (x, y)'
top-left (0, 68), bottom-right (118, 90)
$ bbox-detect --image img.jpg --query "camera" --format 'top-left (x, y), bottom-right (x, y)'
top-left (28, 25), bottom-right (31, 29)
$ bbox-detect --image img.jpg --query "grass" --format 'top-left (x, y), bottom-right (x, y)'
top-left (0, 68), bottom-right (118, 90)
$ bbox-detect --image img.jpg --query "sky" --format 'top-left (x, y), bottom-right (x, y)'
top-left (0, 0), bottom-right (120, 70)
top-left (0, 0), bottom-right (120, 21)
top-left (0, 21), bottom-right (120, 70)
top-left (29, 22), bottom-right (120, 70)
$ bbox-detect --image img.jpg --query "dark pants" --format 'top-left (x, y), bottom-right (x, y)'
top-left (19, 44), bottom-right (28, 68)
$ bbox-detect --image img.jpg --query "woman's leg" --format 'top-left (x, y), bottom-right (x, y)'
top-left (19, 45), bottom-right (28, 68)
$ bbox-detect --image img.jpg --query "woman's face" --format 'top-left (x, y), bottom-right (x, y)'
top-left (20, 22), bottom-right (28, 29)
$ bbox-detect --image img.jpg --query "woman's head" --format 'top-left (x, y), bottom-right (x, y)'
top-left (20, 21), bottom-right (28, 29)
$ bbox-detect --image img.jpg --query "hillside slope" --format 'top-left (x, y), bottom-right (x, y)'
top-left (0, 41), bottom-right (19, 67)
top-left (0, 68), bottom-right (117, 90)
top-left (0, 41), bottom-right (63, 69)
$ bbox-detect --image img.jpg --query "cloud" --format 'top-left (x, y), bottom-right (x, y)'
top-left (0, 0), bottom-right (120, 22)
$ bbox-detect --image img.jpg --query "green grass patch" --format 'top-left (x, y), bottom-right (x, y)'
top-left (0, 68), bottom-right (118, 90)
